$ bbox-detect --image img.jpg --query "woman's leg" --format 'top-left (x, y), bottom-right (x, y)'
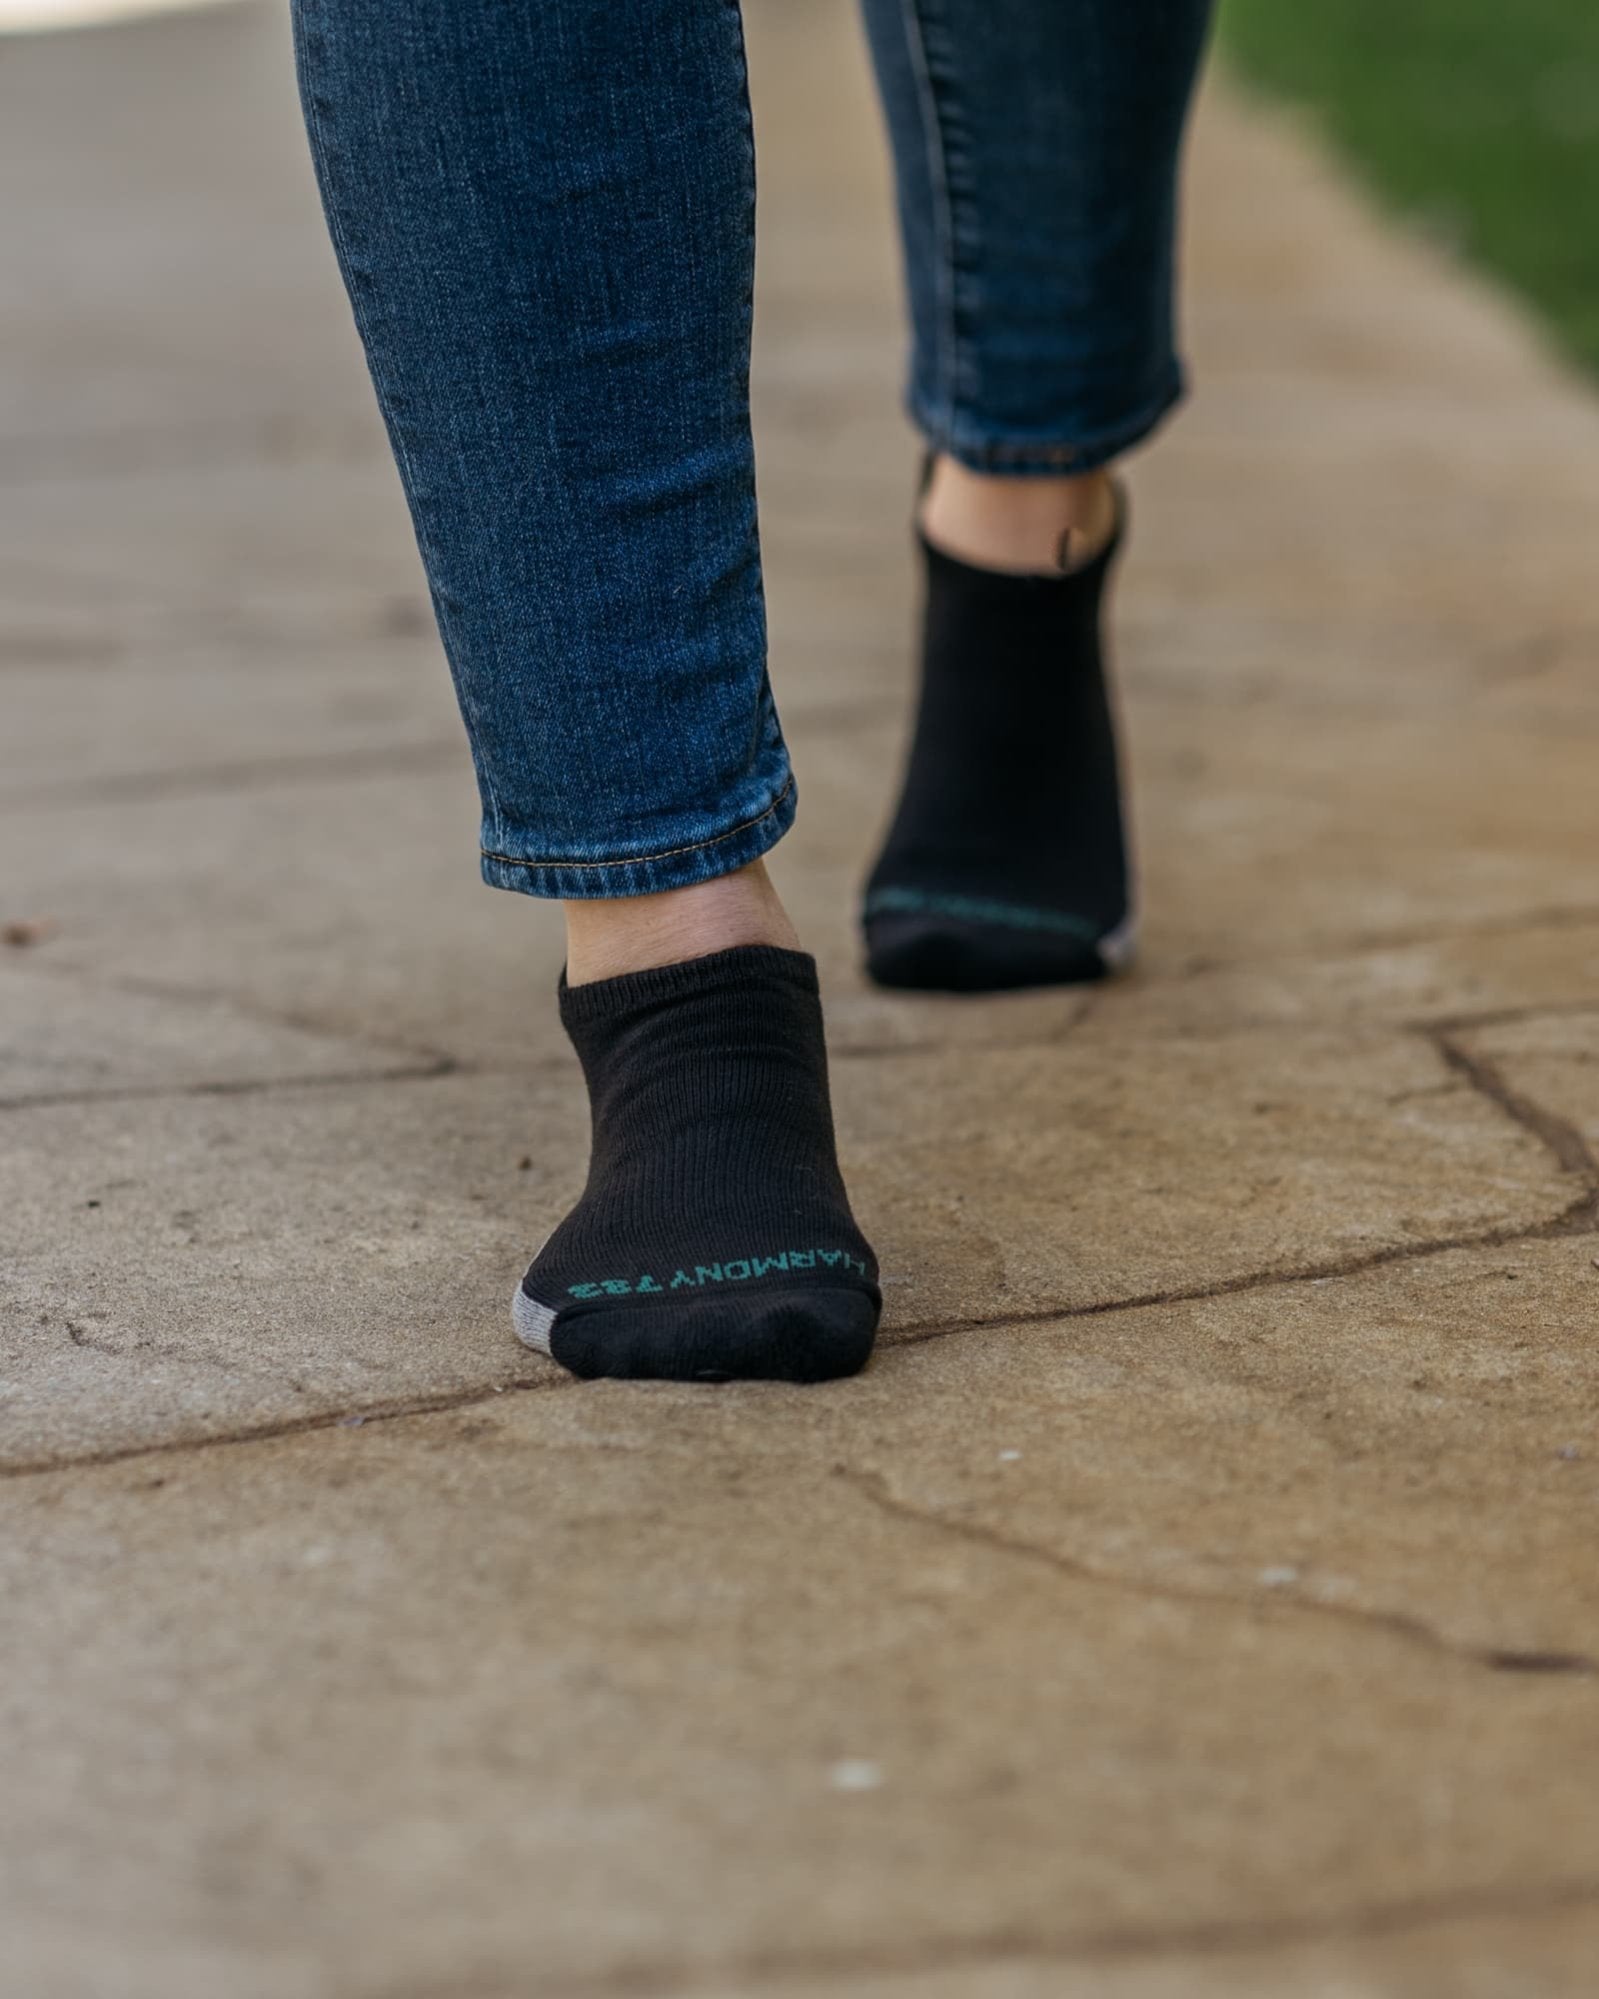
top-left (858, 0), bottom-right (1214, 990)
top-left (292, 0), bottom-right (877, 1381)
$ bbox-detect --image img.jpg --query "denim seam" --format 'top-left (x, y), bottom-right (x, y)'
top-left (897, 0), bottom-right (960, 422)
top-left (908, 361), bottom-right (1186, 476)
top-left (480, 773), bottom-right (794, 874)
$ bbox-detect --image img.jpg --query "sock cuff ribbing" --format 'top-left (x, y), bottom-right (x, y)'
top-left (558, 945), bottom-right (819, 1027)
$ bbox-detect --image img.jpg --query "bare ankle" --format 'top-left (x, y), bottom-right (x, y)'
top-left (563, 859), bottom-right (801, 985)
top-left (919, 455), bottom-right (1118, 575)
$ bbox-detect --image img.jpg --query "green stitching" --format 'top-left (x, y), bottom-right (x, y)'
top-left (864, 886), bottom-right (1102, 942)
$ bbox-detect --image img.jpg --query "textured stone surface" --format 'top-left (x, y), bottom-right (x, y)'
top-left (0, 638), bottom-right (457, 804)
top-left (707, 1907), bottom-right (1599, 1999)
top-left (6, 1276), bottom-right (1599, 1995)
top-left (4, 1016), bottom-right (1575, 1466)
top-left (6, 0), bottom-right (1599, 1993)
top-left (0, 1073), bottom-right (576, 1470)
top-left (0, 960), bottom-right (420, 1104)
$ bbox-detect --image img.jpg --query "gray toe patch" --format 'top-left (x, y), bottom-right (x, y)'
top-left (512, 1284), bottom-right (558, 1355)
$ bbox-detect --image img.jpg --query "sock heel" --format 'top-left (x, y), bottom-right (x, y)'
top-left (863, 494), bottom-right (1134, 995)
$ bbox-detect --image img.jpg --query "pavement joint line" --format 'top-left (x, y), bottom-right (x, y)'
top-left (9, 912), bottom-right (1599, 1092)
top-left (830, 992), bottom-right (1599, 1064)
top-left (15, 971), bottom-right (1589, 1091)
top-left (398, 1876), bottom-right (1599, 1997)
top-left (837, 1467), bottom-right (1599, 1678)
top-left (7, 1175), bottom-right (1591, 1485)
top-left (1421, 1019), bottom-right (1599, 1190)
top-left (0, 1055), bottom-right (462, 1115)
top-left (1422, 995), bottom-right (1599, 1037)
top-left (7, 1000), bottom-right (1594, 1477)
top-left (0, 1372), bottom-right (567, 1484)
top-left (888, 995), bottom-right (1599, 1347)
top-left (0, 738), bottom-right (469, 814)
top-left (1164, 904), bottom-right (1599, 970)
top-left (3, 954), bottom-right (462, 1077)
top-left (887, 1181), bottom-right (1599, 1352)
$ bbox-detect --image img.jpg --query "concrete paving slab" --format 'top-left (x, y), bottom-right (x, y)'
top-left (7, 0), bottom-right (1599, 1989)
top-left (1, 456), bottom-right (431, 650)
top-left (0, 639), bottom-right (458, 803)
top-left (11, 674), bottom-right (1597, 1076)
top-left (5, 1283), bottom-right (1599, 1997)
top-left (1459, 1008), bottom-right (1599, 1167)
top-left (1118, 597), bottom-right (1599, 742)
top-left (0, 960), bottom-right (431, 1104)
top-left (0, 2), bottom-right (372, 451)
top-left (0, 1071), bottom-right (576, 1470)
top-left (6, 772), bottom-right (566, 1067)
top-left (7, 754), bottom-right (1075, 1073)
top-left (1081, 923), bottom-right (1599, 1039)
top-left (0, 457), bottom-right (900, 722)
top-left (1131, 695), bottom-right (1599, 956)
top-left (700, 1903), bottom-right (1599, 1999)
top-left (851, 1024), bottom-right (1576, 1333)
top-left (35, 754), bottom-right (1598, 1085)
top-left (803, 1239), bottom-right (1599, 1661)
top-left (787, 693), bottom-right (1599, 975)
top-left (3, 1007), bottom-right (1575, 1466)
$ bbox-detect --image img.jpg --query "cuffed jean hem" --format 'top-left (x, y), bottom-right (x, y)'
top-left (479, 770), bottom-right (797, 901)
top-left (909, 360), bottom-right (1186, 477)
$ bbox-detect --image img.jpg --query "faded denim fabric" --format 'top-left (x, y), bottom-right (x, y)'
top-left (292, 0), bottom-right (1211, 899)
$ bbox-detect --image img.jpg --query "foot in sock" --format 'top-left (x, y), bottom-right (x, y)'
top-left (514, 946), bottom-right (879, 1382)
top-left (862, 492), bottom-right (1134, 993)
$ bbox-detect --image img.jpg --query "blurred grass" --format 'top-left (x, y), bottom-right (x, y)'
top-left (1220, 0), bottom-right (1599, 375)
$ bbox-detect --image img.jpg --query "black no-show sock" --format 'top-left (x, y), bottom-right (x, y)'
top-left (862, 499), bottom-right (1134, 993)
top-left (514, 946), bottom-right (880, 1383)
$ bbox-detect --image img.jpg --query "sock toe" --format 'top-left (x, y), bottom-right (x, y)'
top-left (517, 946), bottom-right (879, 1386)
top-left (864, 910), bottom-right (1110, 993)
top-left (547, 1286), bottom-right (879, 1384)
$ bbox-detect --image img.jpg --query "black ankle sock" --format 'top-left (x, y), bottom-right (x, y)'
top-left (863, 501), bottom-right (1134, 993)
top-left (515, 946), bottom-right (879, 1383)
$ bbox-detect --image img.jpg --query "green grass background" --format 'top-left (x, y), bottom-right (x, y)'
top-left (1220, 0), bottom-right (1599, 375)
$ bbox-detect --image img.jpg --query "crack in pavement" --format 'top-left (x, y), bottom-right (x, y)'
top-left (7, 1000), bottom-right (1595, 1479)
top-left (8, 919), bottom-right (1599, 1117)
top-left (890, 1000), bottom-right (1599, 1347)
top-left (0, 1372), bottom-right (568, 1483)
top-left (1423, 995), bottom-right (1599, 1036)
top-left (839, 1467), bottom-right (1598, 1678)
top-left (886, 1181), bottom-right (1597, 1350)
top-left (3, 955), bottom-right (461, 1076)
top-left (396, 1876), bottom-right (1599, 1997)
top-left (1425, 1016), bottom-right (1599, 1199)
top-left (1, 1055), bottom-right (460, 1114)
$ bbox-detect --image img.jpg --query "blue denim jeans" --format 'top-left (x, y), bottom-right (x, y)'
top-left (292, 0), bottom-right (1212, 899)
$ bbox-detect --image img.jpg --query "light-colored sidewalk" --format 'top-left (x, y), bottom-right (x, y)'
top-left (5, 3), bottom-right (1599, 1993)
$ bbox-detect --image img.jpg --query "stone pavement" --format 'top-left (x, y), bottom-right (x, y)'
top-left (5, 2), bottom-right (1599, 1992)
